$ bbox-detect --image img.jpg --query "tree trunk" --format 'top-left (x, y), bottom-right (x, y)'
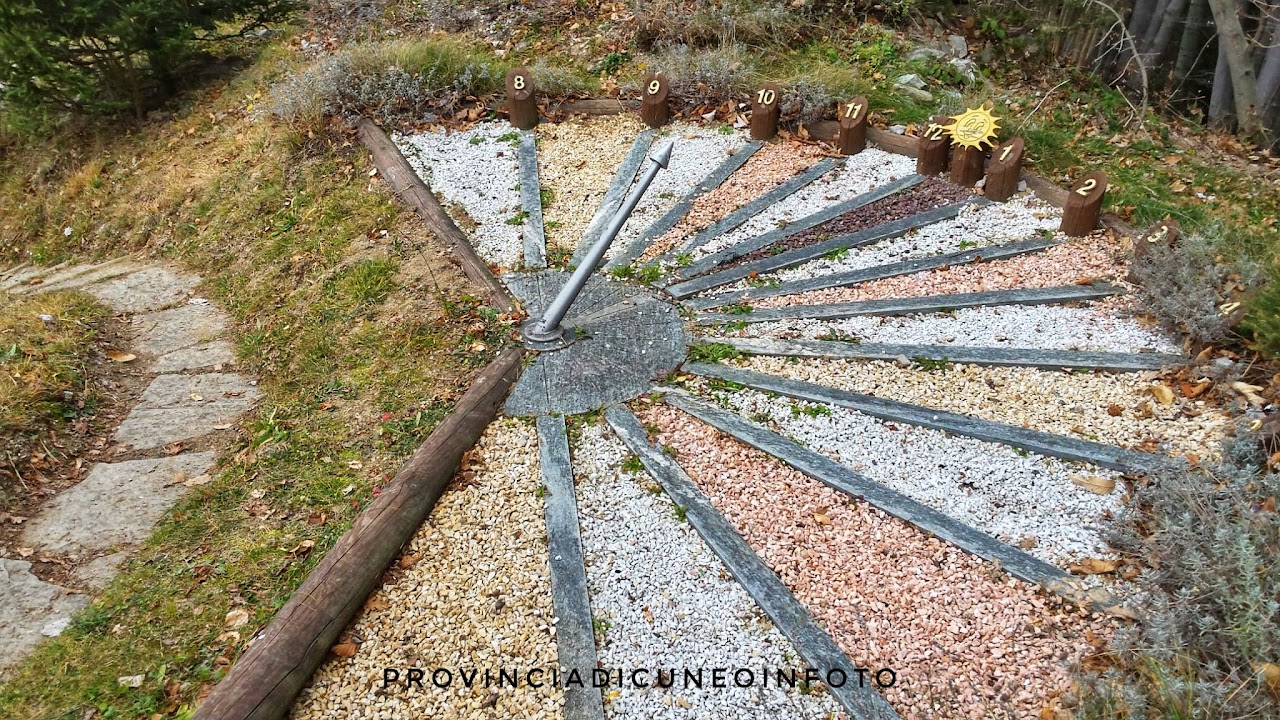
top-left (1130, 0), bottom-right (1162, 43)
top-left (1140, 0), bottom-right (1172, 52)
top-left (1258, 16), bottom-right (1280, 105)
top-left (1207, 0), bottom-right (1263, 137)
top-left (1173, 0), bottom-right (1209, 87)
top-left (1209, 39), bottom-right (1236, 128)
top-left (1148, 0), bottom-right (1191, 74)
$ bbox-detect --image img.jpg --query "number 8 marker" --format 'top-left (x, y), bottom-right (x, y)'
top-left (513, 74), bottom-right (526, 91)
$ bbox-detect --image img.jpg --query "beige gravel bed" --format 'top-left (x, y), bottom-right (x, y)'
top-left (755, 232), bottom-right (1125, 309)
top-left (538, 115), bottom-right (646, 251)
top-left (639, 142), bottom-right (831, 261)
top-left (736, 356), bottom-right (1226, 459)
top-left (291, 418), bottom-right (562, 720)
top-left (637, 402), bottom-right (1114, 720)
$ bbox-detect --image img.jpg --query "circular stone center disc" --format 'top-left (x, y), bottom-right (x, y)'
top-left (503, 270), bottom-right (689, 417)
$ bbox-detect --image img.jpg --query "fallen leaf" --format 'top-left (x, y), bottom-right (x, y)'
top-left (224, 608), bottom-right (251, 629)
top-left (365, 597), bottom-right (391, 612)
top-left (1150, 383), bottom-right (1175, 406)
top-left (331, 642), bottom-right (359, 658)
top-left (190, 394), bottom-right (204, 402)
top-left (346, 461), bottom-right (364, 470)
top-left (288, 540), bottom-right (315, 557)
top-left (117, 674), bottom-right (145, 688)
top-left (1069, 558), bottom-right (1118, 575)
top-left (1071, 475), bottom-right (1116, 494)
top-left (1254, 662), bottom-right (1280, 698)
top-left (813, 511), bottom-right (831, 525)
top-left (16, 547), bottom-right (33, 558)
top-left (184, 474), bottom-right (212, 487)
top-left (1106, 404), bottom-right (1123, 417)
top-left (106, 350), bottom-right (137, 363)
top-left (1017, 536), bottom-right (1039, 549)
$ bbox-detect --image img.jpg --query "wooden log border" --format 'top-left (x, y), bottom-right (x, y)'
top-left (357, 119), bottom-right (516, 313)
top-left (193, 347), bottom-right (526, 720)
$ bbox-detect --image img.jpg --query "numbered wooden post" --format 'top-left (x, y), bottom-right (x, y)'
top-left (983, 137), bottom-right (1024, 202)
top-left (505, 66), bottom-right (537, 130)
top-left (1060, 171), bottom-right (1108, 236)
top-left (1130, 217), bottom-right (1178, 271)
top-left (837, 96), bottom-right (869, 155)
top-left (751, 83), bottom-right (781, 141)
top-left (949, 145), bottom-right (985, 187)
top-left (639, 72), bottom-right (670, 128)
top-left (916, 116), bottom-right (950, 176)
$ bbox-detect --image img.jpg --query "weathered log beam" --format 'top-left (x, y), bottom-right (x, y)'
top-left (356, 119), bottom-right (516, 313)
top-left (193, 347), bottom-right (526, 720)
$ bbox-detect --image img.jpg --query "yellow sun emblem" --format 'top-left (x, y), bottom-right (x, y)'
top-left (942, 106), bottom-right (1001, 150)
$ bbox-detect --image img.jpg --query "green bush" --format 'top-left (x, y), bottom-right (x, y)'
top-left (1241, 267), bottom-right (1280, 357)
top-left (0, 0), bottom-right (298, 115)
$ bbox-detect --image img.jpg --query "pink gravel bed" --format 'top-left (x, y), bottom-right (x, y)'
top-left (755, 233), bottom-right (1125, 309)
top-left (635, 401), bottom-right (1115, 720)
top-left (640, 142), bottom-right (829, 261)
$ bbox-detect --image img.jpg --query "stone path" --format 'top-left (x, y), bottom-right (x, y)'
top-left (0, 260), bottom-right (258, 678)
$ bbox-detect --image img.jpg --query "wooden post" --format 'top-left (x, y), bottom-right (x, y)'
top-left (837, 96), bottom-right (869, 155)
top-left (191, 348), bottom-right (526, 720)
top-left (750, 82), bottom-right (781, 141)
top-left (639, 72), bottom-right (670, 128)
top-left (983, 137), bottom-right (1024, 202)
top-left (1129, 217), bottom-right (1179, 279)
top-left (916, 116), bottom-right (950, 176)
top-left (949, 145), bottom-right (985, 186)
top-left (506, 66), bottom-right (537, 130)
top-left (1060, 171), bottom-right (1108, 236)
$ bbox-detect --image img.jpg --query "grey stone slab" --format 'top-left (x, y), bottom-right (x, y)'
top-left (660, 391), bottom-right (1134, 617)
top-left (571, 129), bottom-right (656, 267)
top-left (21, 452), bottom-right (217, 555)
top-left (685, 362), bottom-right (1172, 472)
top-left (0, 559), bottom-right (88, 678)
top-left (685, 233), bottom-right (1062, 310)
top-left (669, 199), bottom-right (978, 300)
top-left (608, 141), bottom-right (762, 269)
top-left (518, 130), bottom-right (547, 269)
top-left (130, 303), bottom-right (229, 356)
top-left (0, 262), bottom-right (30, 281)
top-left (604, 406), bottom-right (900, 720)
top-left (19, 258), bottom-right (144, 295)
top-left (706, 336), bottom-right (1184, 372)
top-left (505, 271), bottom-right (688, 416)
top-left (152, 341), bottom-right (237, 373)
top-left (696, 284), bottom-right (1121, 325)
top-left (113, 373), bottom-right (259, 450)
top-left (1, 261), bottom-right (72, 291)
top-left (84, 266), bottom-right (200, 313)
top-left (536, 415), bottom-right (606, 720)
top-left (662, 158), bottom-right (842, 262)
top-left (671, 174), bottom-right (925, 283)
top-left (73, 551), bottom-right (129, 591)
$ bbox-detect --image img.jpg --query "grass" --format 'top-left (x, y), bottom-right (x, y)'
top-left (0, 291), bottom-right (110, 507)
top-left (0, 29), bottom-right (509, 719)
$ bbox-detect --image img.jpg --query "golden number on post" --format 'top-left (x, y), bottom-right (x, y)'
top-left (1076, 178), bottom-right (1097, 196)
top-left (999, 145), bottom-right (1013, 162)
top-left (844, 102), bottom-right (862, 120)
top-left (648, 79), bottom-right (661, 95)
top-left (513, 74), bottom-right (526, 90)
top-left (756, 88), bottom-right (776, 106)
top-left (925, 123), bottom-right (945, 141)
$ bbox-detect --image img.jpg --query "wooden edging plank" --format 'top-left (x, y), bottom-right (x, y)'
top-left (702, 336), bottom-right (1184, 372)
top-left (603, 405), bottom-right (901, 720)
top-left (684, 233), bottom-right (1062, 310)
top-left (658, 158), bottom-right (842, 265)
top-left (518, 130), bottom-right (548, 269)
top-left (668, 200), bottom-right (977, 300)
top-left (607, 141), bottom-right (763, 270)
top-left (670, 174), bottom-right (925, 283)
top-left (695, 283), bottom-right (1121, 325)
top-left (193, 347), bottom-right (526, 720)
top-left (536, 415), bottom-right (607, 720)
top-left (683, 362), bottom-right (1171, 472)
top-left (570, 129), bottom-right (656, 269)
top-left (356, 119), bottom-right (516, 313)
top-left (659, 391), bottom-right (1136, 619)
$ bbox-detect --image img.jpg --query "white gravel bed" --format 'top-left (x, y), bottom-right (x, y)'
top-left (396, 123), bottom-right (526, 271)
top-left (607, 124), bottom-right (745, 263)
top-left (697, 384), bottom-right (1123, 566)
top-left (738, 356), bottom-right (1227, 460)
top-left (688, 148), bottom-right (916, 261)
top-left (714, 303), bottom-right (1181, 354)
top-left (291, 418), bottom-right (562, 720)
top-left (572, 422), bottom-right (842, 719)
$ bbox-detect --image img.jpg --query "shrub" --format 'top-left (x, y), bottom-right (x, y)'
top-left (1241, 266), bottom-right (1280, 357)
top-left (632, 44), bottom-right (760, 106)
top-left (1079, 425), bottom-right (1279, 717)
top-left (1129, 228), bottom-right (1265, 346)
top-left (0, 0), bottom-right (299, 115)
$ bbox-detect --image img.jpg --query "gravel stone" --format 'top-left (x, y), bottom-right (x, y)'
top-left (572, 423), bottom-right (842, 719)
top-left (537, 115), bottom-right (647, 251)
top-left (641, 143), bottom-right (829, 262)
top-left (396, 124), bottom-right (525, 270)
top-left (737, 356), bottom-right (1226, 460)
top-left (291, 418), bottom-right (562, 720)
top-left (691, 148), bottom-right (917, 261)
top-left (636, 403), bottom-right (1117, 719)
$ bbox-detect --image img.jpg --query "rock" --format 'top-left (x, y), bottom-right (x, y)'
top-left (894, 355), bottom-right (913, 368)
top-left (0, 559), bottom-right (88, 678)
top-left (896, 73), bottom-right (928, 90)
top-left (948, 34), bottom-right (969, 58)
top-left (112, 373), bottom-right (259, 450)
top-left (894, 85), bottom-right (935, 103)
top-left (950, 58), bottom-right (977, 82)
top-left (889, 124), bottom-right (907, 135)
top-left (907, 47), bottom-right (947, 62)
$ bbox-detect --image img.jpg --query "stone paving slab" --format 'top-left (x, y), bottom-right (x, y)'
top-left (0, 559), bottom-right (88, 678)
top-left (0, 261), bottom-right (72, 291)
top-left (130, 303), bottom-right (228, 356)
top-left (113, 373), bottom-right (259, 450)
top-left (152, 342), bottom-right (236, 373)
top-left (21, 452), bottom-right (217, 556)
top-left (18, 258), bottom-right (145, 295)
top-left (83, 265), bottom-right (199, 313)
